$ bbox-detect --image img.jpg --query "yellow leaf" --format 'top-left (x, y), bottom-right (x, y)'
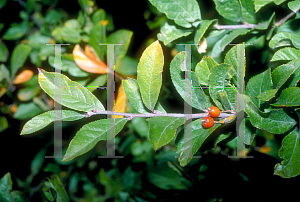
top-left (112, 83), bottom-right (128, 118)
top-left (73, 44), bottom-right (108, 74)
top-left (13, 69), bottom-right (34, 84)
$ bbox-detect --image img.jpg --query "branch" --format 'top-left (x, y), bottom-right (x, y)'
top-left (213, 11), bottom-right (296, 30)
top-left (85, 109), bottom-right (235, 120)
top-left (275, 11), bottom-right (296, 27)
top-left (213, 23), bottom-right (256, 30)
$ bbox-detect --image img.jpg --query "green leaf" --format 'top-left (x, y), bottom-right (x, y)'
top-left (157, 22), bottom-right (192, 45)
top-left (284, 60), bottom-right (300, 87)
top-left (131, 117), bottom-right (149, 138)
top-left (27, 33), bottom-right (51, 49)
top-left (240, 118), bottom-right (256, 145)
top-left (31, 148), bottom-right (47, 176)
top-left (21, 110), bottom-right (85, 135)
top-left (245, 68), bottom-right (272, 108)
top-left (255, 12), bottom-right (275, 30)
top-left (11, 44), bottom-right (32, 78)
top-left (0, 0), bottom-right (6, 9)
top-left (87, 74), bottom-right (107, 92)
top-left (245, 102), bottom-right (296, 134)
top-left (224, 45), bottom-right (245, 86)
top-left (17, 85), bottom-right (41, 101)
top-left (137, 40), bottom-right (164, 111)
top-left (147, 166), bottom-right (189, 190)
top-left (45, 10), bottom-right (63, 24)
top-left (271, 47), bottom-right (300, 61)
top-left (43, 173), bottom-right (70, 202)
top-left (194, 19), bottom-right (217, 44)
top-left (51, 26), bottom-right (81, 44)
top-left (274, 0), bottom-right (287, 5)
top-left (195, 60), bottom-right (210, 85)
top-left (122, 78), bottom-right (149, 114)
top-left (272, 87), bottom-right (300, 107)
top-left (272, 64), bottom-right (295, 89)
top-left (0, 64), bottom-right (10, 83)
top-left (63, 118), bottom-right (127, 161)
top-left (89, 21), bottom-right (106, 61)
top-left (269, 32), bottom-right (300, 49)
top-left (256, 89), bottom-right (278, 101)
top-left (38, 69), bottom-right (105, 112)
top-left (13, 102), bottom-right (43, 120)
top-left (2, 21), bottom-right (28, 40)
top-left (0, 173), bottom-right (12, 201)
top-left (176, 118), bottom-right (221, 166)
top-left (208, 64), bottom-right (236, 110)
top-left (0, 116), bottom-right (8, 133)
top-left (0, 23), bottom-right (4, 32)
top-left (274, 126), bottom-right (300, 178)
top-left (254, 0), bottom-right (273, 12)
top-left (211, 32), bottom-right (229, 58)
top-left (148, 0), bottom-right (201, 28)
top-left (106, 29), bottom-right (133, 59)
top-left (277, 19), bottom-right (300, 34)
top-left (220, 28), bottom-right (250, 51)
top-left (0, 173), bottom-right (28, 202)
top-left (288, 0), bottom-right (300, 12)
top-left (115, 56), bottom-right (138, 75)
top-left (214, 132), bottom-right (232, 148)
top-left (213, 0), bottom-right (256, 23)
top-left (148, 116), bottom-right (185, 150)
top-left (0, 40), bottom-right (8, 62)
top-left (92, 9), bottom-right (106, 24)
top-left (170, 52), bottom-right (212, 110)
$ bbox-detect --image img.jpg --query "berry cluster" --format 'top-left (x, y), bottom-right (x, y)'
top-left (202, 106), bottom-right (220, 128)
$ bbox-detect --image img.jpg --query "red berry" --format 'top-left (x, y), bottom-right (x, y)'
top-left (209, 106), bottom-right (220, 118)
top-left (202, 117), bottom-right (214, 128)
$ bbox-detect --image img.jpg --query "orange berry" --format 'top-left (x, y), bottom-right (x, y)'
top-left (202, 117), bottom-right (214, 128)
top-left (209, 106), bottom-right (220, 118)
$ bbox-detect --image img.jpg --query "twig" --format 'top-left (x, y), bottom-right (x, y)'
top-left (275, 11), bottom-right (297, 27)
top-left (213, 23), bottom-right (256, 30)
top-left (85, 109), bottom-right (235, 120)
top-left (213, 11), bottom-right (297, 30)
top-left (114, 72), bottom-right (124, 81)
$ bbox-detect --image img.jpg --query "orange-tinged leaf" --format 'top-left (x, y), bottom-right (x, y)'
top-left (112, 83), bottom-right (128, 118)
top-left (258, 145), bottom-right (272, 154)
top-left (84, 45), bottom-right (101, 63)
top-left (10, 104), bottom-right (17, 113)
top-left (73, 44), bottom-right (108, 74)
top-left (13, 69), bottom-right (34, 84)
top-left (0, 87), bottom-right (6, 98)
top-left (101, 20), bottom-right (109, 26)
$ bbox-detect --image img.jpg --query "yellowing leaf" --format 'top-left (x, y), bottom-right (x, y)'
top-left (197, 37), bottom-right (207, 53)
top-left (73, 44), bottom-right (108, 74)
top-left (237, 149), bottom-right (249, 157)
top-left (112, 83), bottom-right (127, 118)
top-left (13, 69), bottom-right (34, 84)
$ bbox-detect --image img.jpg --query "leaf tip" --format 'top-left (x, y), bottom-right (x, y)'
top-left (37, 68), bottom-right (42, 74)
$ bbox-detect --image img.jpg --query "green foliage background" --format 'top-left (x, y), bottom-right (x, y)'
top-left (1, 0), bottom-right (300, 201)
